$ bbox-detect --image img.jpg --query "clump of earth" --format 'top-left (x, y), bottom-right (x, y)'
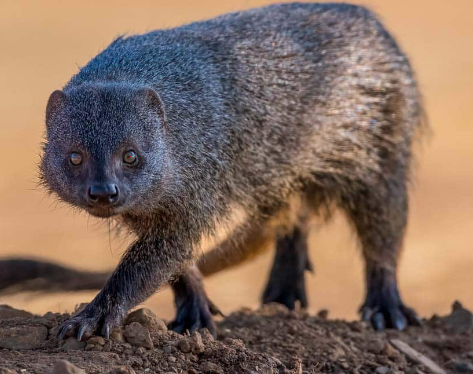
top-left (0, 301), bottom-right (472, 374)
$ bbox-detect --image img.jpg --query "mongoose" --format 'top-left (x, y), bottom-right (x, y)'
top-left (36, 2), bottom-right (426, 339)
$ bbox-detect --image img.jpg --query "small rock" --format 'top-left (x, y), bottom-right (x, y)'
top-left (445, 302), bottom-right (473, 334)
top-left (51, 360), bottom-right (86, 374)
top-left (87, 336), bottom-right (106, 346)
top-left (383, 343), bottom-right (401, 359)
top-left (178, 338), bottom-right (192, 353)
top-left (367, 340), bottom-right (385, 354)
top-left (126, 308), bottom-right (167, 332)
top-left (124, 322), bottom-right (153, 349)
top-left (0, 305), bottom-right (33, 319)
top-left (190, 331), bottom-right (205, 354)
top-left (103, 340), bottom-right (112, 352)
top-left (0, 324), bottom-right (48, 349)
top-left (168, 356), bottom-right (177, 363)
top-left (0, 368), bottom-right (17, 374)
top-left (135, 347), bottom-right (146, 355)
top-left (375, 367), bottom-right (391, 374)
top-left (109, 366), bottom-right (136, 374)
top-left (452, 301), bottom-right (464, 311)
top-left (317, 309), bottom-right (329, 319)
top-left (446, 361), bottom-right (473, 373)
top-left (200, 328), bottom-right (214, 341)
top-left (330, 346), bottom-right (345, 361)
top-left (110, 328), bottom-right (125, 342)
top-left (163, 344), bottom-right (173, 354)
top-left (349, 321), bottom-right (363, 332)
top-left (223, 338), bottom-right (245, 348)
top-left (200, 361), bottom-right (222, 374)
top-left (60, 337), bottom-right (86, 351)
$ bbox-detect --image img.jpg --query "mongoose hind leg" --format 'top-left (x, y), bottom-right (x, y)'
top-left (169, 266), bottom-right (222, 336)
top-left (170, 224), bottom-right (275, 335)
top-left (342, 179), bottom-right (421, 330)
top-left (262, 223), bottom-right (313, 310)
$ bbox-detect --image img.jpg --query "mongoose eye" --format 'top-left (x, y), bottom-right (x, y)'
top-left (70, 152), bottom-right (83, 166)
top-left (123, 150), bottom-right (138, 165)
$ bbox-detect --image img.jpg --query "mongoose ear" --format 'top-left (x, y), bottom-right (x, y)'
top-left (137, 88), bottom-right (166, 124)
top-left (46, 90), bottom-right (66, 127)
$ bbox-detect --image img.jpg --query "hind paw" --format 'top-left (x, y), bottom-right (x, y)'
top-left (169, 292), bottom-right (222, 336)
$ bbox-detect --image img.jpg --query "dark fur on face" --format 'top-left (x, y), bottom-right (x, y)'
top-left (41, 84), bottom-right (173, 217)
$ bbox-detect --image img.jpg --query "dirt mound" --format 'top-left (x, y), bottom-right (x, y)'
top-left (0, 302), bottom-right (472, 374)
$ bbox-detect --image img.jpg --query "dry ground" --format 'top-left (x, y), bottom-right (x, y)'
top-left (1, 302), bottom-right (472, 374)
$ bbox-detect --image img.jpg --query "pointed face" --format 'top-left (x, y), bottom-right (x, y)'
top-left (41, 84), bottom-right (169, 218)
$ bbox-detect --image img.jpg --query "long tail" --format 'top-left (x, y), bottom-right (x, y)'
top-left (0, 258), bottom-right (109, 294)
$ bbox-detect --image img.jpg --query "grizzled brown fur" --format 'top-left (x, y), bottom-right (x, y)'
top-left (35, 3), bottom-right (426, 338)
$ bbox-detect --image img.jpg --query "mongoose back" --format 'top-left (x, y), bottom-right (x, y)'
top-left (38, 2), bottom-right (425, 339)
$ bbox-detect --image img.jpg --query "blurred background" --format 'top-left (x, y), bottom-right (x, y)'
top-left (0, 0), bottom-right (472, 321)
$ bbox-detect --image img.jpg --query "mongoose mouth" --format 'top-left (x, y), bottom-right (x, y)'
top-left (86, 206), bottom-right (119, 218)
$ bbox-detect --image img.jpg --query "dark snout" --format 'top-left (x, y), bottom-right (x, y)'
top-left (87, 183), bottom-right (119, 207)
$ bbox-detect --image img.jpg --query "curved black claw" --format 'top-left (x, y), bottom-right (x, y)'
top-left (361, 267), bottom-right (421, 331)
top-left (361, 302), bottom-right (421, 331)
top-left (169, 292), bottom-right (221, 336)
top-left (58, 302), bottom-right (123, 341)
top-left (361, 281), bottom-right (421, 331)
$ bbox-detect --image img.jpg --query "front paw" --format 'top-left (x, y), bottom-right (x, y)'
top-left (58, 303), bottom-right (124, 341)
top-left (361, 289), bottom-right (421, 331)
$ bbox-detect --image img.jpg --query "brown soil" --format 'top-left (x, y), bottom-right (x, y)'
top-left (0, 303), bottom-right (472, 374)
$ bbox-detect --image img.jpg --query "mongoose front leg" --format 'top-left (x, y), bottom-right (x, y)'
top-left (262, 224), bottom-right (313, 310)
top-left (58, 234), bottom-right (191, 340)
top-left (169, 265), bottom-right (222, 336)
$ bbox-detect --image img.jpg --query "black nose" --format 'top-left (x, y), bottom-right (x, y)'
top-left (87, 184), bottom-right (119, 206)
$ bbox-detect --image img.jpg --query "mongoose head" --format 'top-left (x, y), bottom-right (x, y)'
top-left (40, 83), bottom-right (169, 218)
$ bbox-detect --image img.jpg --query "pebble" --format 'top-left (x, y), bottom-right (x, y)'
top-left (60, 337), bottom-right (86, 351)
top-left (167, 356), bottom-right (176, 363)
top-left (124, 322), bottom-right (153, 349)
top-left (110, 328), bottom-right (126, 343)
top-left (200, 361), bottom-right (223, 374)
top-left (383, 343), bottom-right (401, 359)
top-left (375, 366), bottom-right (391, 374)
top-left (178, 338), bottom-right (192, 353)
top-left (190, 331), bottom-right (205, 354)
top-left (223, 338), bottom-right (245, 348)
top-left (446, 361), bottom-right (473, 373)
top-left (200, 328), bottom-right (215, 341)
top-left (0, 324), bottom-right (48, 350)
top-left (135, 347), bottom-right (146, 355)
top-left (109, 366), bottom-right (136, 374)
top-left (125, 308), bottom-right (167, 332)
top-left (163, 345), bottom-right (173, 354)
top-left (87, 336), bottom-right (106, 346)
top-left (0, 368), bottom-right (17, 374)
top-left (367, 339), bottom-right (385, 354)
top-left (51, 360), bottom-right (86, 374)
top-left (445, 302), bottom-right (473, 334)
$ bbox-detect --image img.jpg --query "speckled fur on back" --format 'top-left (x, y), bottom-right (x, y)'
top-left (40, 3), bottom-right (426, 338)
